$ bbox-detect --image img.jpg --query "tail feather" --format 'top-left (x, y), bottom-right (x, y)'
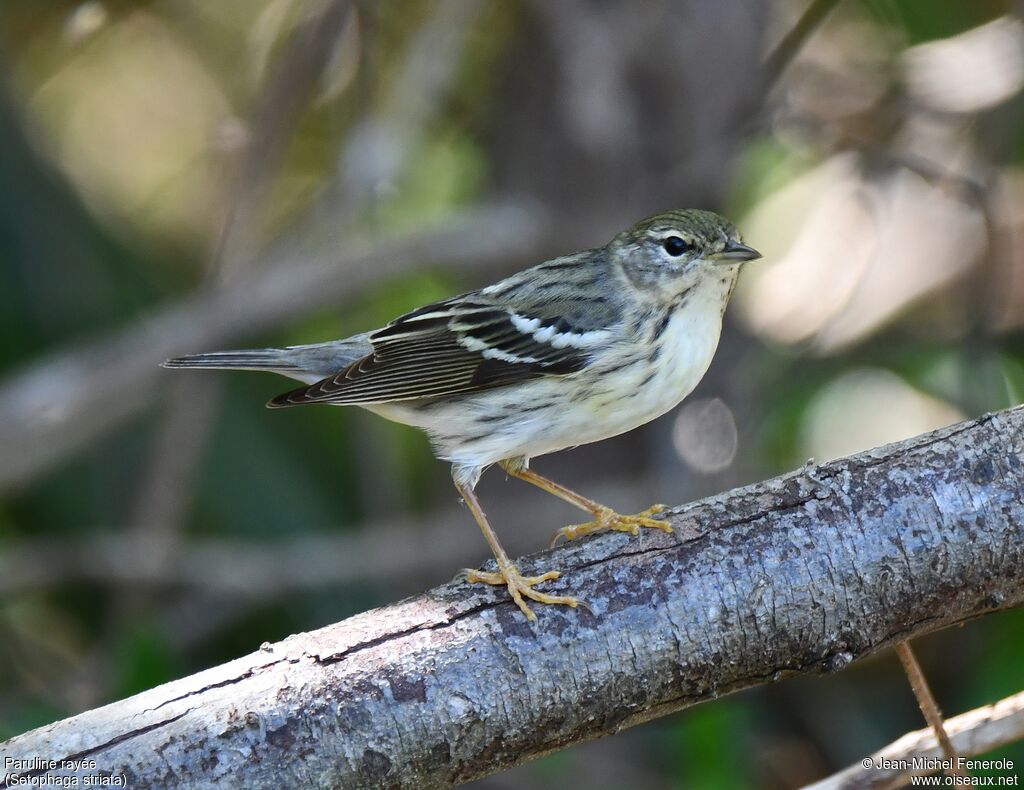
top-left (162, 349), bottom-right (300, 372)
top-left (162, 337), bottom-right (373, 386)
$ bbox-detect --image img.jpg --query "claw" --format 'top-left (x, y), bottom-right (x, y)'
top-left (463, 564), bottom-right (578, 620)
top-left (551, 504), bottom-right (673, 546)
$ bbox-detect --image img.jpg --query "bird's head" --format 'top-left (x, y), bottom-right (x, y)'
top-left (609, 208), bottom-right (760, 298)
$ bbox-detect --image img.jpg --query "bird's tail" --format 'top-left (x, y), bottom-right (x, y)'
top-left (162, 337), bottom-right (371, 385)
top-left (163, 348), bottom-right (302, 373)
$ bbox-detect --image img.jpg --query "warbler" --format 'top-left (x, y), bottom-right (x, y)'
top-left (164, 209), bottom-right (759, 620)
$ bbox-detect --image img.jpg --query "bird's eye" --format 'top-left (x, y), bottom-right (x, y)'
top-left (662, 236), bottom-right (691, 256)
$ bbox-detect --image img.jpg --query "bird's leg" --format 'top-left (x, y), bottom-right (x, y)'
top-left (454, 480), bottom-right (577, 621)
top-left (498, 459), bottom-right (672, 545)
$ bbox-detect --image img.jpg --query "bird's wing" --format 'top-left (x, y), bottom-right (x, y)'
top-left (267, 290), bottom-right (617, 407)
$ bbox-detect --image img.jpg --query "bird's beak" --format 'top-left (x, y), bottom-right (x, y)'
top-left (709, 241), bottom-right (761, 263)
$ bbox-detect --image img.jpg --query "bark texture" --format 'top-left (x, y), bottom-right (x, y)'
top-left (3, 406), bottom-right (1023, 789)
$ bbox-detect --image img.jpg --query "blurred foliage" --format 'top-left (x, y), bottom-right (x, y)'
top-left (1, 1), bottom-right (1023, 788)
top-left (861, 0), bottom-right (1005, 43)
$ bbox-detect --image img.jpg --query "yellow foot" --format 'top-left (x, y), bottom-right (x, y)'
top-left (552, 504), bottom-right (672, 546)
top-left (462, 565), bottom-right (578, 621)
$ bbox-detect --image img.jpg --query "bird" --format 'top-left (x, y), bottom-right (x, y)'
top-left (163, 209), bottom-right (760, 620)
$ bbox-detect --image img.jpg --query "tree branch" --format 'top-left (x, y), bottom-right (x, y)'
top-left (807, 690), bottom-right (1024, 790)
top-left (3, 406), bottom-right (1022, 789)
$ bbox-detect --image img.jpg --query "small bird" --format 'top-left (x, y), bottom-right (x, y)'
top-left (164, 209), bottom-right (759, 620)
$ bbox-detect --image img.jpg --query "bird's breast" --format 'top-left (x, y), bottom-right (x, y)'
top-left (363, 273), bottom-right (736, 469)
top-left (590, 292), bottom-right (726, 430)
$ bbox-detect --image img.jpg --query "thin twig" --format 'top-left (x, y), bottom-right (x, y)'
top-left (216, 0), bottom-right (353, 278)
top-left (893, 641), bottom-right (969, 780)
top-left (763, 0), bottom-right (846, 90)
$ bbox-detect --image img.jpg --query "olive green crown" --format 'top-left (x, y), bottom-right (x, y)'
top-left (621, 209), bottom-right (737, 243)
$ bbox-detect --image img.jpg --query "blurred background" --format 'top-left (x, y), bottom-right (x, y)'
top-left (0, 0), bottom-right (1022, 787)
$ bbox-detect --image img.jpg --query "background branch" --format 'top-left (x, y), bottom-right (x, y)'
top-left (124, 0), bottom-right (355, 608)
top-left (809, 691), bottom-right (1024, 790)
top-left (3, 405), bottom-right (1022, 789)
top-left (763, 0), bottom-right (845, 91)
top-left (0, 476), bottom-right (651, 598)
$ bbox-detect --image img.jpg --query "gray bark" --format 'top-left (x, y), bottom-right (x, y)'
top-left (3, 406), bottom-right (1023, 789)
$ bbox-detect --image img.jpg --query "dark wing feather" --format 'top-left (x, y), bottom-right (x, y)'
top-left (266, 295), bottom-right (599, 407)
